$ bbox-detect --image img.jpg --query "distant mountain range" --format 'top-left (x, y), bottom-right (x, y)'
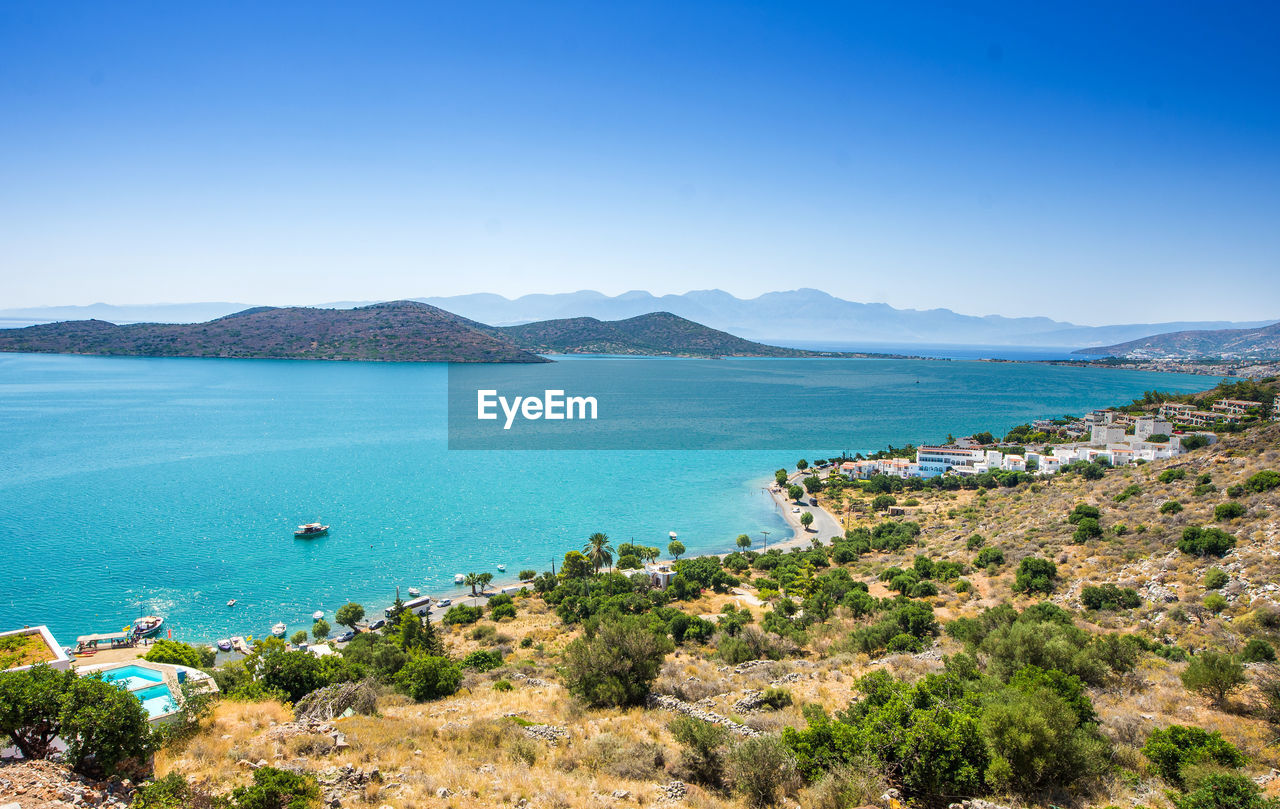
top-left (2, 290), bottom-right (1270, 348)
top-left (1075, 321), bottom-right (1280, 360)
top-left (0, 302), bottom-right (547, 363)
top-left (0, 303), bottom-right (876, 362)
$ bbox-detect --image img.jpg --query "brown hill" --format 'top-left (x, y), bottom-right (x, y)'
top-left (0, 301), bottom-right (547, 363)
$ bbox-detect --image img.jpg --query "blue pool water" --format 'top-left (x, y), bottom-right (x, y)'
top-left (0, 352), bottom-right (1217, 643)
top-left (100, 664), bottom-right (164, 689)
top-left (133, 684), bottom-right (179, 718)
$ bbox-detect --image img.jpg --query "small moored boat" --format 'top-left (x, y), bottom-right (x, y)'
top-left (454, 573), bottom-right (465, 584)
top-left (407, 587), bottom-right (420, 597)
top-left (226, 599), bottom-right (236, 607)
top-left (271, 622), bottom-right (287, 637)
top-left (312, 610), bottom-right (324, 621)
top-left (294, 523), bottom-right (329, 538)
top-left (131, 615), bottom-right (164, 638)
top-left (216, 639), bottom-right (233, 652)
top-left (496, 564), bottom-right (506, 572)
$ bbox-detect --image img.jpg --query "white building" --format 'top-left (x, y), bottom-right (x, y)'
top-left (1134, 416), bottom-right (1173, 441)
top-left (1090, 424), bottom-right (1127, 446)
top-left (1160, 402), bottom-right (1197, 421)
top-left (840, 458), bottom-right (923, 479)
top-left (643, 563), bottom-right (677, 589)
top-left (916, 446), bottom-right (987, 476)
top-left (1213, 399), bottom-right (1262, 416)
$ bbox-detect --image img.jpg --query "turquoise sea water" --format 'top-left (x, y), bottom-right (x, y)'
top-left (0, 352), bottom-right (1217, 644)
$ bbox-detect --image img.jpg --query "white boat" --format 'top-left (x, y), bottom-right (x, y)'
top-left (454, 573), bottom-right (465, 584)
top-left (271, 622), bottom-right (287, 637)
top-left (496, 564), bottom-right (506, 572)
top-left (669, 531), bottom-right (678, 538)
top-left (226, 599), bottom-right (236, 607)
top-left (407, 587), bottom-right (420, 597)
top-left (216, 638), bottom-right (232, 652)
top-left (312, 610), bottom-right (324, 621)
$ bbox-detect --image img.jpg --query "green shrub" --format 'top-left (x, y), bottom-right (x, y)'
top-left (671, 716), bottom-right (729, 787)
top-left (1072, 517), bottom-right (1103, 542)
top-left (966, 534), bottom-right (985, 550)
top-left (1012, 556), bottom-right (1058, 594)
top-left (727, 733), bottom-right (800, 809)
top-left (910, 581), bottom-right (939, 598)
top-left (1141, 724), bottom-right (1244, 787)
top-left (492, 679), bottom-right (513, 692)
top-left (491, 603), bottom-right (517, 621)
top-left (1245, 470), bottom-right (1280, 493)
top-left (1160, 468), bottom-right (1188, 484)
top-left (1068, 504), bottom-right (1101, 524)
top-left (1242, 639), bottom-right (1277, 664)
top-left (225, 766), bottom-right (321, 809)
top-left (1114, 485), bottom-right (1143, 503)
top-left (1181, 651), bottom-right (1246, 708)
top-left (1194, 483), bottom-right (1218, 497)
top-left (143, 639), bottom-right (206, 669)
top-left (760, 688), bottom-right (793, 709)
top-left (981, 677), bottom-right (1109, 796)
top-left (1081, 583), bottom-right (1141, 611)
top-left (257, 650), bottom-right (327, 703)
top-left (1204, 568), bottom-right (1229, 589)
top-left (871, 494), bottom-right (897, 511)
top-left (1215, 502), bottom-right (1247, 521)
top-left (1174, 772), bottom-right (1277, 809)
top-left (1161, 500), bottom-right (1184, 514)
top-left (131, 773), bottom-right (214, 808)
top-left (395, 655), bottom-right (462, 701)
top-left (1203, 593), bottom-right (1228, 614)
top-left (563, 617), bottom-right (673, 707)
top-left (442, 605), bottom-right (483, 625)
top-left (461, 649), bottom-right (504, 671)
top-left (1179, 526), bottom-right (1237, 557)
top-left (974, 547), bottom-right (1004, 568)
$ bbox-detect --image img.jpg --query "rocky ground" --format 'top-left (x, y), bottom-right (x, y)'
top-left (0, 760), bottom-right (137, 809)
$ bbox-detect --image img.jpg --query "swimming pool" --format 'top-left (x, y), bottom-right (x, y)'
top-left (133, 684), bottom-right (179, 719)
top-left (100, 664), bottom-right (163, 690)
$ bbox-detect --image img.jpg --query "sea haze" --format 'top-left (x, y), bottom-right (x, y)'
top-left (0, 352), bottom-right (1215, 644)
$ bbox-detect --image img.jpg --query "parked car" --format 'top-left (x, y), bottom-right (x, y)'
top-left (369, 619), bottom-right (386, 631)
top-left (436, 598), bottom-right (452, 607)
top-left (335, 630), bottom-right (355, 643)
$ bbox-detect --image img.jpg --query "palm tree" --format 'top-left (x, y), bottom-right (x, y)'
top-left (643, 546), bottom-right (660, 565)
top-left (583, 532), bottom-right (615, 574)
top-left (464, 573), bottom-right (480, 596)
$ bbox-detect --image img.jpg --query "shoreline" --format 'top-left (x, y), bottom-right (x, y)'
top-left (153, 478), bottom-right (841, 651)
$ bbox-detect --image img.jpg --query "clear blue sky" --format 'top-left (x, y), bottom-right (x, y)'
top-left (1, 1), bottom-right (1277, 323)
